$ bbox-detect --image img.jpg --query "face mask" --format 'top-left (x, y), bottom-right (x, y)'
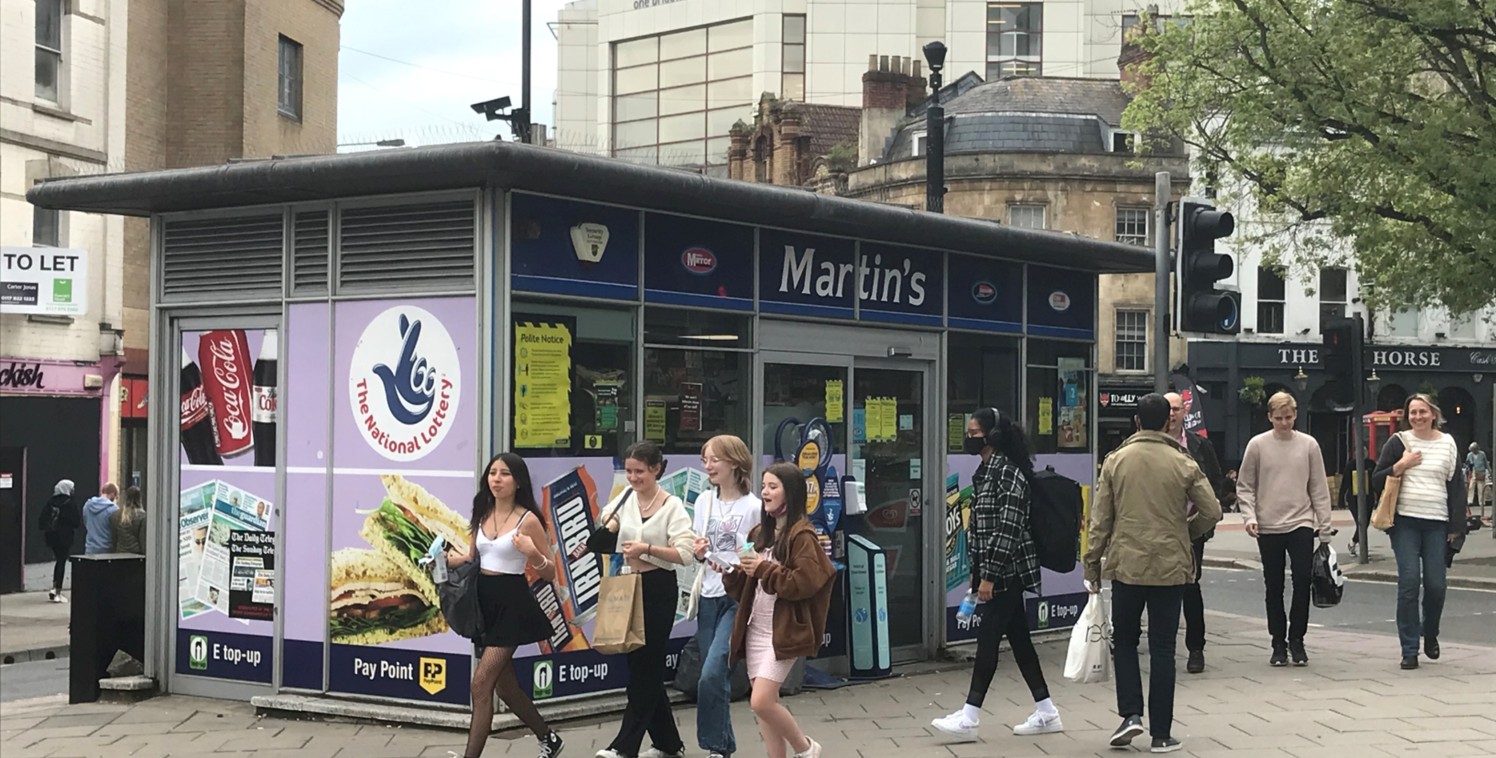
top-left (962, 436), bottom-right (987, 456)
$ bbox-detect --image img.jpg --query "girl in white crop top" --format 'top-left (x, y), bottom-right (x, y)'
top-left (474, 512), bottom-right (531, 574)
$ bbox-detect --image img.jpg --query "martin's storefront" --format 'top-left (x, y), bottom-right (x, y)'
top-left (1189, 340), bottom-right (1495, 470)
top-left (27, 142), bottom-right (1150, 709)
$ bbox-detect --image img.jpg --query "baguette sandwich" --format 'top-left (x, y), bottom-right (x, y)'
top-left (358, 474), bottom-right (470, 605)
top-left (329, 548), bottom-right (448, 644)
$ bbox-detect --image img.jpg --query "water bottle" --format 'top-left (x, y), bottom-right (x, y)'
top-left (956, 590), bottom-right (979, 623)
top-left (426, 534), bottom-right (448, 584)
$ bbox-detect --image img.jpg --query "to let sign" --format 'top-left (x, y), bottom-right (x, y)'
top-left (1, 247), bottom-right (88, 316)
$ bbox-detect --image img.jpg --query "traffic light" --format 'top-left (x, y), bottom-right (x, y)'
top-left (1175, 197), bottom-right (1240, 334)
top-left (1321, 315), bottom-right (1364, 410)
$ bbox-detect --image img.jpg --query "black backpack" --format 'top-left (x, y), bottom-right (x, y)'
top-left (38, 501), bottom-right (61, 532)
top-left (1027, 467), bottom-right (1082, 573)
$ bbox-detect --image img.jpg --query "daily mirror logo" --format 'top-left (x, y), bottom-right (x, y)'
top-left (349, 306), bottom-right (461, 462)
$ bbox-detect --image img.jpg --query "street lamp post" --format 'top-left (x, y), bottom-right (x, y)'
top-left (922, 41), bottom-right (947, 214)
top-left (1294, 367), bottom-right (1309, 431)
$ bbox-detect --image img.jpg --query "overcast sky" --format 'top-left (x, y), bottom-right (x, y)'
top-left (337, 0), bottom-right (570, 149)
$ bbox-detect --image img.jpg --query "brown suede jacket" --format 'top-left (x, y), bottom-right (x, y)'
top-left (722, 519), bottom-right (835, 664)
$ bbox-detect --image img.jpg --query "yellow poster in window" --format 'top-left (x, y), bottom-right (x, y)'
top-left (1038, 397), bottom-right (1054, 436)
top-left (825, 380), bottom-right (844, 423)
top-left (879, 397), bottom-right (899, 440)
top-left (948, 414), bottom-right (966, 452)
top-left (863, 399), bottom-right (882, 442)
top-left (644, 398), bottom-right (668, 443)
top-left (514, 322), bottom-right (573, 448)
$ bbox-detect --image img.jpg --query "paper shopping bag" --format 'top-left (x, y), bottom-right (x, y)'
top-left (1372, 475), bottom-right (1400, 532)
top-left (592, 570), bottom-right (646, 655)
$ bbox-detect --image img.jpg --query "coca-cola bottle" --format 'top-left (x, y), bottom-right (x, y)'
top-left (181, 347), bottom-right (222, 465)
top-left (252, 330), bottom-right (278, 467)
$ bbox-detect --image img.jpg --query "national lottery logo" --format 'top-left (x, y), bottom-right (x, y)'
top-left (349, 306), bottom-right (462, 462)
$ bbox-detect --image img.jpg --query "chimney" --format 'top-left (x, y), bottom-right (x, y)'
top-left (860, 54), bottom-right (927, 165)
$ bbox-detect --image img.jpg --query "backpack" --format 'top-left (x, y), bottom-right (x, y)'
top-left (1027, 467), bottom-right (1082, 573)
top-left (38, 501), bottom-right (61, 533)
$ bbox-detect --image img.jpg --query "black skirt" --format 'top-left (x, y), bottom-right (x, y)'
top-left (475, 573), bottom-right (552, 649)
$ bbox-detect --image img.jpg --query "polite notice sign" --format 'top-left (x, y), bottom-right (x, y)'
top-left (514, 321), bottom-right (573, 448)
top-left (1, 247), bottom-right (87, 315)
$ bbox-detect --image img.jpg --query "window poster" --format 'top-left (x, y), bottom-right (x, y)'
top-left (1058, 358), bottom-right (1088, 449)
top-left (514, 320), bottom-right (574, 448)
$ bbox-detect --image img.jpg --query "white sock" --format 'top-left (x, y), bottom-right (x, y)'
top-left (1035, 698), bottom-right (1059, 717)
top-left (962, 704), bottom-right (982, 724)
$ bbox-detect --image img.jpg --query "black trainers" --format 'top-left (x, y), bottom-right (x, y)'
top-left (1400, 656), bottom-right (1419, 670)
top-left (1425, 637), bottom-right (1440, 660)
top-left (1186, 649), bottom-right (1205, 674)
top-left (1151, 737), bottom-right (1183, 753)
top-left (1270, 645), bottom-right (1288, 667)
top-left (1289, 641), bottom-right (1308, 667)
top-left (538, 730), bottom-right (564, 758)
top-left (1110, 716), bottom-right (1145, 747)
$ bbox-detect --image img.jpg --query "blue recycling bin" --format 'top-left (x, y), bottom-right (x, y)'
top-left (846, 534), bottom-right (891, 679)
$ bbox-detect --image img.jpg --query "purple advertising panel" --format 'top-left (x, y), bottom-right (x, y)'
top-left (177, 329), bottom-right (277, 684)
top-left (326, 297), bottom-right (477, 706)
top-left (282, 303), bottom-right (331, 690)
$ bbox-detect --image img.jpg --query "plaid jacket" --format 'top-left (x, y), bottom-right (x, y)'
top-left (968, 452), bottom-right (1041, 593)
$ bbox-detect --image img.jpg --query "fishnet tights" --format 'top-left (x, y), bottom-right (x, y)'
top-left (465, 645), bottom-right (548, 758)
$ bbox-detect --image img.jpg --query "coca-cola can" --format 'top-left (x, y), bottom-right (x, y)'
top-left (198, 329), bottom-right (256, 457)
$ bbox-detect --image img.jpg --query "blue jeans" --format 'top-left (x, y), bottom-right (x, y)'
top-left (1390, 516), bottom-right (1449, 658)
top-left (695, 594), bottom-right (738, 755)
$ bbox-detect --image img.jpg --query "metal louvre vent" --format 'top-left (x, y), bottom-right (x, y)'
top-left (292, 210), bottom-right (330, 295)
top-left (162, 214), bottom-right (284, 299)
top-left (338, 200), bottom-right (476, 290)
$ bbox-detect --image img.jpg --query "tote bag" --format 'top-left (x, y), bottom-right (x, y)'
top-left (1063, 592), bottom-right (1111, 684)
top-left (1372, 432), bottom-right (1406, 532)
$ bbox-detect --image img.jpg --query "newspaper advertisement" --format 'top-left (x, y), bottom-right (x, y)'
top-left (179, 479), bottom-right (273, 619)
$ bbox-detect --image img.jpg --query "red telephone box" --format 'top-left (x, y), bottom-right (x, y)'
top-left (1363, 410), bottom-right (1403, 456)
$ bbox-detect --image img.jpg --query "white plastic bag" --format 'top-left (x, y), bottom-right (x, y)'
top-left (1064, 592), bottom-right (1111, 684)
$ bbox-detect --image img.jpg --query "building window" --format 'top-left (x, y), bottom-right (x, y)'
top-left (911, 132), bottom-right (926, 157)
top-left (1447, 314), bottom-right (1478, 340)
top-left (1115, 309), bottom-right (1148, 373)
top-left (644, 308), bottom-right (752, 454)
top-left (512, 300), bottom-right (637, 458)
top-left (1379, 308), bottom-right (1418, 337)
top-left (1318, 266), bottom-right (1347, 330)
top-left (1121, 13), bottom-right (1194, 40)
top-left (1115, 207), bottom-right (1149, 246)
top-left (1007, 204), bottom-right (1045, 229)
top-left (278, 36), bottom-right (303, 120)
top-left (33, 205), bottom-right (60, 247)
top-left (782, 15), bottom-right (805, 102)
top-left (1257, 266), bottom-right (1286, 334)
top-left (986, 3), bottom-right (1042, 79)
top-left (35, 0), bottom-right (64, 102)
top-left (612, 20), bottom-right (754, 174)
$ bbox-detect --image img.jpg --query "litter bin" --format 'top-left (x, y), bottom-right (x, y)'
top-left (69, 553), bottom-right (146, 703)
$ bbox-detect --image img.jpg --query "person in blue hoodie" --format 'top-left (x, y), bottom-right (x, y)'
top-left (83, 483), bottom-right (120, 554)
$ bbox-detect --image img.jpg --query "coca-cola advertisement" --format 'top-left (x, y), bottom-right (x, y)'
top-left (181, 329), bottom-right (277, 468)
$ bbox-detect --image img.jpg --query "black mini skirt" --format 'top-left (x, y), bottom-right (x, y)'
top-left (475, 572), bottom-right (551, 650)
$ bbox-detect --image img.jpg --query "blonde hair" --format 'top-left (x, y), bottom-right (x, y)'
top-left (1267, 391), bottom-right (1297, 416)
top-left (1403, 393), bottom-right (1444, 429)
top-left (119, 486), bottom-right (145, 527)
top-left (702, 434), bottom-right (753, 495)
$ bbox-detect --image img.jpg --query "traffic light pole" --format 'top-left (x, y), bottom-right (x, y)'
top-left (1352, 313), bottom-right (1370, 565)
top-left (1154, 172), bottom-right (1171, 394)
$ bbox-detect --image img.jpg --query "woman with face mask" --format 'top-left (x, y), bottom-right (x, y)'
top-left (931, 408), bottom-right (1062, 744)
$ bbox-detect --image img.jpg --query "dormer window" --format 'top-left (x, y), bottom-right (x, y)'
top-left (1110, 130), bottom-right (1137, 153)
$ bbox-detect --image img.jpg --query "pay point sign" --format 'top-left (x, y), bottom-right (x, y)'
top-left (1, 247), bottom-right (87, 315)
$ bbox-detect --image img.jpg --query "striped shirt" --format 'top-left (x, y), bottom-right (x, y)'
top-left (1396, 432), bottom-right (1459, 522)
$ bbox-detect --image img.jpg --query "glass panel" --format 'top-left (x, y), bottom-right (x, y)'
top-left (1257, 266), bottom-right (1286, 300)
top-left (1257, 302), bottom-right (1285, 334)
top-left (613, 118), bottom-right (657, 149)
top-left (659, 112), bottom-right (706, 142)
top-left (947, 334), bottom-right (1020, 452)
top-left (781, 73), bottom-right (805, 101)
top-left (615, 92), bottom-right (658, 122)
top-left (32, 205), bottom-right (60, 247)
top-left (782, 45), bottom-right (805, 74)
top-left (707, 76), bottom-right (752, 108)
top-left (660, 28), bottom-right (707, 60)
top-left (1026, 340), bottom-right (1091, 454)
top-left (660, 56), bottom-right (706, 88)
top-left (34, 49), bottom-right (59, 101)
top-left (709, 48), bottom-right (754, 81)
top-left (615, 64), bottom-right (658, 95)
top-left (1320, 267), bottom-right (1348, 301)
top-left (707, 106), bottom-right (748, 135)
top-left (709, 19), bottom-right (754, 52)
top-left (614, 145), bottom-right (659, 165)
top-left (1382, 308), bottom-right (1418, 337)
top-left (646, 308), bottom-right (752, 347)
top-left (784, 14), bottom-right (806, 44)
top-left (616, 37), bottom-right (659, 68)
top-left (852, 366), bottom-right (925, 649)
top-left (511, 301), bottom-right (637, 457)
top-left (987, 60), bottom-right (1042, 79)
top-left (644, 347), bottom-right (751, 455)
top-left (36, 0), bottom-right (62, 48)
top-left (1448, 315), bottom-right (1477, 339)
top-left (659, 84), bottom-right (707, 116)
top-left (763, 362), bottom-right (849, 556)
top-left (706, 136), bottom-right (731, 163)
top-left (659, 139), bottom-right (708, 166)
top-left (1007, 204), bottom-right (1045, 229)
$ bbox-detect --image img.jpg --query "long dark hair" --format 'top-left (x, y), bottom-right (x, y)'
top-left (971, 407), bottom-right (1036, 477)
top-left (624, 440), bottom-right (668, 480)
top-left (758, 462), bottom-right (808, 560)
top-left (470, 452), bottom-right (542, 534)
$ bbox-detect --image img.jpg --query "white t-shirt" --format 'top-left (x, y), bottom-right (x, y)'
top-left (1396, 431), bottom-right (1458, 522)
top-left (692, 489), bottom-right (761, 598)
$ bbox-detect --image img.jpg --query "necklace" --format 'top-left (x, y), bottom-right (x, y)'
top-left (636, 488), bottom-right (665, 517)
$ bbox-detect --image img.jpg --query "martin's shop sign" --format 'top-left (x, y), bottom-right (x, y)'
top-left (1242, 343), bottom-right (1496, 373)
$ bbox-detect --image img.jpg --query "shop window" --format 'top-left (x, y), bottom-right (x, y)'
top-left (1026, 340), bottom-right (1091, 455)
top-left (1318, 266), bottom-right (1347, 330)
top-left (1257, 266), bottom-right (1286, 334)
top-left (511, 300), bottom-right (637, 457)
top-left (643, 308), bottom-right (752, 454)
top-left (947, 333), bottom-right (1020, 453)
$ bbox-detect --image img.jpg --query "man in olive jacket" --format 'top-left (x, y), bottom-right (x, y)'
top-left (1085, 393), bottom-right (1222, 754)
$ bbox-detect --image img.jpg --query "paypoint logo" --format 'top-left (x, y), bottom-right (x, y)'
top-left (418, 657), bottom-right (447, 695)
top-left (349, 306), bottom-right (462, 462)
top-left (189, 635), bottom-right (209, 670)
top-left (533, 661), bottom-right (554, 699)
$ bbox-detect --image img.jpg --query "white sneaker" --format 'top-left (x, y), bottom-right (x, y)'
top-left (1012, 710), bottom-right (1063, 735)
top-left (593, 750), bottom-right (625, 758)
top-left (931, 711), bottom-right (980, 742)
top-left (792, 737), bottom-right (821, 758)
top-left (639, 749), bottom-right (685, 758)
top-left (54, 594), bottom-right (68, 603)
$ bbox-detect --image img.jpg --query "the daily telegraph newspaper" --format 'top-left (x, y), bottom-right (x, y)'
top-left (179, 479), bottom-right (272, 619)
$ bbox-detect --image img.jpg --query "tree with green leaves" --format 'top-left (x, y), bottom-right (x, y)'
top-left (1122, 0), bottom-right (1496, 317)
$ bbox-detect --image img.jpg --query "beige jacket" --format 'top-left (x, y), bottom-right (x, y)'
top-left (1085, 430), bottom-right (1222, 586)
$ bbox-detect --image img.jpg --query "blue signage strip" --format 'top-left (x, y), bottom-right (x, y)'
top-left (328, 643), bottom-right (471, 706)
top-left (281, 638), bottom-right (324, 691)
top-left (1026, 265), bottom-right (1096, 338)
top-left (643, 213), bottom-right (753, 311)
top-left (510, 193), bottom-right (640, 300)
top-left (948, 254), bottom-right (1023, 331)
top-left (856, 243), bottom-right (943, 326)
top-left (176, 629), bottom-right (274, 684)
top-left (518, 637), bottom-right (689, 702)
top-left (759, 228), bottom-right (856, 319)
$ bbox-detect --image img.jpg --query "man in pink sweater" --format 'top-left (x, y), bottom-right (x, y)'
top-left (1236, 392), bottom-right (1332, 667)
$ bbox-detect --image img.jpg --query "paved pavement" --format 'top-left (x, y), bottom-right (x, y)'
top-left (0, 590), bottom-right (71, 664)
top-left (2, 609), bottom-right (1493, 757)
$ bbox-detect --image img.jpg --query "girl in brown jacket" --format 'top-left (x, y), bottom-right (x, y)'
top-left (716, 462), bottom-right (834, 758)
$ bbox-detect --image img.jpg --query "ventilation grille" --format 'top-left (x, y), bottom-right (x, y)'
top-left (162, 215), bottom-right (284, 299)
top-left (292, 210), bottom-right (330, 295)
top-left (338, 200), bottom-right (475, 290)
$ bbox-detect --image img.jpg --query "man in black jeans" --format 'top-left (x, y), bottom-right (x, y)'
top-left (1085, 394), bottom-right (1222, 754)
top-left (1164, 392), bottom-right (1226, 674)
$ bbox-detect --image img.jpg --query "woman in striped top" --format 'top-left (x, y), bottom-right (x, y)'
top-left (1372, 394), bottom-right (1468, 670)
